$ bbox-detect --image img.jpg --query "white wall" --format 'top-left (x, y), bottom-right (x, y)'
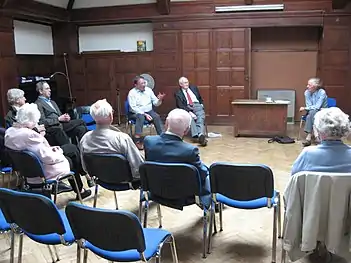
top-left (14, 20), bottom-right (54, 55)
top-left (79, 23), bottom-right (153, 53)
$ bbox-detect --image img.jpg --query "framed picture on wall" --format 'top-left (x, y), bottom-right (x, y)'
top-left (137, 40), bottom-right (147, 52)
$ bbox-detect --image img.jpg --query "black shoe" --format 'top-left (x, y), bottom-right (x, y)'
top-left (87, 178), bottom-right (95, 187)
top-left (76, 189), bottom-right (91, 200)
top-left (55, 182), bottom-right (73, 194)
top-left (198, 134), bottom-right (208, 147)
top-left (302, 140), bottom-right (311, 147)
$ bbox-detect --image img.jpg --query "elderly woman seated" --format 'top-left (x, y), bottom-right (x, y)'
top-left (292, 107), bottom-right (351, 175)
top-left (5, 88), bottom-right (26, 128)
top-left (5, 103), bottom-right (91, 200)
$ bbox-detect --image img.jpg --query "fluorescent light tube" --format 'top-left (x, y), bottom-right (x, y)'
top-left (215, 4), bottom-right (284, 13)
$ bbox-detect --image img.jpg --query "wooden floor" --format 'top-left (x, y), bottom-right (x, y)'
top-left (0, 124), bottom-right (349, 263)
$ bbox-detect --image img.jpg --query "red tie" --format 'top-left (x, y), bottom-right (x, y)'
top-left (185, 89), bottom-right (193, 106)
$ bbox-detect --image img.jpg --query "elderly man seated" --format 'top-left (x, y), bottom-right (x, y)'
top-left (143, 108), bottom-right (211, 208)
top-left (292, 107), bottom-right (351, 175)
top-left (5, 103), bottom-right (91, 200)
top-left (299, 77), bottom-right (328, 147)
top-left (35, 81), bottom-right (88, 146)
top-left (80, 99), bottom-right (144, 180)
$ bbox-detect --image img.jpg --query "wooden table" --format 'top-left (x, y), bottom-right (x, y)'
top-left (232, 99), bottom-right (290, 137)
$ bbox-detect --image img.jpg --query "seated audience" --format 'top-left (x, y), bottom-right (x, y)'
top-left (144, 108), bottom-right (211, 208)
top-left (292, 107), bottom-right (351, 175)
top-left (80, 99), bottom-right (144, 180)
top-left (299, 77), bottom-right (328, 146)
top-left (175, 76), bottom-right (207, 146)
top-left (35, 81), bottom-right (88, 146)
top-left (127, 75), bottom-right (165, 150)
top-left (5, 88), bottom-right (26, 128)
top-left (5, 103), bottom-right (91, 199)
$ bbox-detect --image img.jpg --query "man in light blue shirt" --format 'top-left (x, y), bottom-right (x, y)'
top-left (127, 75), bottom-right (165, 150)
top-left (299, 77), bottom-right (328, 146)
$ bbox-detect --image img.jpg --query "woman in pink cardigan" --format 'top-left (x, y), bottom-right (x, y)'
top-left (5, 103), bottom-right (91, 200)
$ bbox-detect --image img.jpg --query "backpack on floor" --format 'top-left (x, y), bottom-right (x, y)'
top-left (268, 136), bottom-right (295, 144)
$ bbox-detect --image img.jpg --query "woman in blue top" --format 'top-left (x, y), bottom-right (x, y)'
top-left (292, 107), bottom-right (351, 175)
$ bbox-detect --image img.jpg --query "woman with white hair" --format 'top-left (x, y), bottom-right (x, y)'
top-left (5, 103), bottom-right (91, 199)
top-left (292, 107), bottom-right (351, 175)
top-left (5, 88), bottom-right (26, 127)
top-left (299, 77), bottom-right (328, 146)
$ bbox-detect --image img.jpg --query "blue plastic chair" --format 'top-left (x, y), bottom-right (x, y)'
top-left (297, 97), bottom-right (336, 140)
top-left (139, 161), bottom-right (210, 258)
top-left (83, 153), bottom-right (142, 214)
top-left (0, 188), bottom-right (75, 263)
top-left (65, 202), bottom-right (179, 263)
top-left (207, 163), bottom-right (281, 263)
top-left (0, 208), bottom-right (10, 233)
top-left (125, 100), bottom-right (155, 136)
top-left (75, 106), bottom-right (96, 131)
top-left (7, 149), bottom-right (83, 204)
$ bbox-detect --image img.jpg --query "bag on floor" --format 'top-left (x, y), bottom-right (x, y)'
top-left (268, 136), bottom-right (295, 144)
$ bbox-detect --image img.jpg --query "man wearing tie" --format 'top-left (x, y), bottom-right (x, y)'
top-left (175, 77), bottom-right (207, 146)
top-left (127, 75), bottom-right (165, 150)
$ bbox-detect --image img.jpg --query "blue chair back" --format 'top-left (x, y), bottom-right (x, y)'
top-left (0, 188), bottom-right (65, 235)
top-left (66, 202), bottom-right (146, 252)
top-left (7, 149), bottom-right (45, 181)
top-left (75, 106), bottom-right (96, 130)
top-left (83, 153), bottom-right (134, 185)
top-left (139, 162), bottom-right (202, 200)
top-left (209, 163), bottom-right (274, 201)
top-left (0, 207), bottom-right (10, 231)
top-left (327, 98), bottom-right (336, 107)
top-left (125, 100), bottom-right (130, 115)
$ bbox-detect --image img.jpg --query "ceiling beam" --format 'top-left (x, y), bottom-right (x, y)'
top-left (332, 0), bottom-right (351, 9)
top-left (67, 0), bottom-right (74, 10)
top-left (157, 0), bottom-right (171, 15)
top-left (3, 0), bottom-right (68, 23)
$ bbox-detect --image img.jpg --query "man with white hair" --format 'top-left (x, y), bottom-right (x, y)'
top-left (299, 77), bottom-right (328, 146)
top-left (175, 77), bottom-right (207, 146)
top-left (35, 81), bottom-right (88, 146)
top-left (5, 88), bottom-right (26, 128)
top-left (80, 99), bottom-right (144, 180)
top-left (143, 108), bottom-right (211, 208)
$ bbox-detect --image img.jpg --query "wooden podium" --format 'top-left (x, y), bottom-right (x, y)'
top-left (232, 99), bottom-right (289, 137)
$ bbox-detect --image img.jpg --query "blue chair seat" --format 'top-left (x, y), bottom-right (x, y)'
top-left (84, 228), bottom-right (171, 262)
top-left (216, 190), bottom-right (278, 209)
top-left (97, 180), bottom-right (136, 192)
top-left (301, 115), bottom-right (307, 121)
top-left (1, 167), bottom-right (12, 173)
top-left (25, 210), bottom-right (74, 245)
top-left (0, 209), bottom-right (10, 231)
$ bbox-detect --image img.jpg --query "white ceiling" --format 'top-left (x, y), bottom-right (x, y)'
top-left (33, 0), bottom-right (194, 9)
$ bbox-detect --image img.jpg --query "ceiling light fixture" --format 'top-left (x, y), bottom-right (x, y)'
top-left (215, 4), bottom-right (284, 13)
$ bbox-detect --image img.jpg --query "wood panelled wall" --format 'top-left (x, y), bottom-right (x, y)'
top-left (2, 0), bottom-right (351, 125)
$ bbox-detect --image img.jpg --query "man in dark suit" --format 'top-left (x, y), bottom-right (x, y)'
top-left (35, 81), bottom-right (88, 146)
top-left (175, 76), bottom-right (207, 146)
top-left (144, 108), bottom-right (211, 208)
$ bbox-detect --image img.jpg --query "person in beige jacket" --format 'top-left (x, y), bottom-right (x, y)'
top-left (80, 99), bottom-right (144, 180)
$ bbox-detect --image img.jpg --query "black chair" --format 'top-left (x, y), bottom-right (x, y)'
top-left (83, 153), bottom-right (142, 212)
top-left (0, 188), bottom-right (75, 263)
top-left (7, 149), bottom-right (83, 204)
top-left (66, 202), bottom-right (178, 263)
top-left (139, 161), bottom-right (210, 258)
top-left (207, 163), bottom-right (282, 263)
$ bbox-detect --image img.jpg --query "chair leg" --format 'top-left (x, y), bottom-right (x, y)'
top-left (47, 245), bottom-right (56, 263)
top-left (169, 235), bottom-right (179, 263)
top-left (277, 194), bottom-right (282, 238)
top-left (138, 192), bottom-right (143, 221)
top-left (10, 228), bottom-right (15, 263)
top-left (143, 200), bottom-right (149, 228)
top-left (113, 191), bottom-right (119, 210)
top-left (297, 120), bottom-right (303, 141)
top-left (76, 243), bottom-right (81, 263)
top-left (18, 233), bottom-right (24, 263)
top-left (271, 206), bottom-right (278, 263)
top-left (83, 249), bottom-right (88, 263)
top-left (71, 176), bottom-right (83, 204)
top-left (1, 172), bottom-right (4, 187)
top-left (157, 204), bottom-right (162, 228)
top-left (93, 185), bottom-right (99, 208)
top-left (219, 203), bottom-right (223, 231)
top-left (281, 211), bottom-right (287, 263)
top-left (202, 209), bottom-right (209, 258)
top-left (207, 202), bottom-right (215, 254)
top-left (7, 173), bottom-right (11, 189)
top-left (53, 182), bottom-right (59, 204)
top-left (53, 246), bottom-right (60, 261)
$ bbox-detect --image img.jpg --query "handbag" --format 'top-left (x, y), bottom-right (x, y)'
top-left (268, 136), bottom-right (295, 144)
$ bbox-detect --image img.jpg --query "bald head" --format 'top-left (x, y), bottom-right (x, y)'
top-left (90, 99), bottom-right (113, 125)
top-left (179, 76), bottom-right (189, 89)
top-left (165, 108), bottom-right (192, 137)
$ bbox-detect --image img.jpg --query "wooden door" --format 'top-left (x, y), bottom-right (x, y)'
top-left (211, 28), bottom-right (251, 124)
